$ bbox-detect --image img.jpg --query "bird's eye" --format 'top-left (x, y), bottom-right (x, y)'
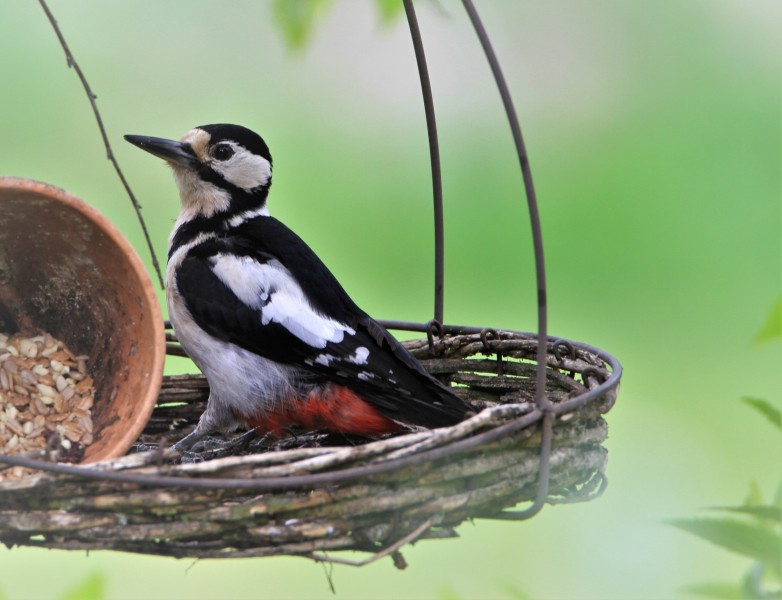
top-left (212, 144), bottom-right (235, 161)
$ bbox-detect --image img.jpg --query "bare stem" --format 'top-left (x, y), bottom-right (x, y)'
top-left (308, 517), bottom-right (434, 568)
top-left (38, 0), bottom-right (165, 289)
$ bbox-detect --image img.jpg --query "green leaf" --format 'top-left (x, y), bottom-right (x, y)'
top-left (741, 397), bottom-right (782, 431)
top-left (272, 0), bottom-right (330, 50)
top-left (741, 562), bottom-right (780, 600)
top-left (375, 0), bottom-right (405, 23)
top-left (681, 581), bottom-right (744, 599)
top-left (754, 296), bottom-right (782, 344)
top-left (668, 518), bottom-right (781, 575)
top-left (498, 581), bottom-right (535, 600)
top-left (438, 587), bottom-right (462, 600)
top-left (746, 480), bottom-right (765, 507)
top-left (60, 573), bottom-right (105, 600)
top-left (709, 504), bottom-right (782, 524)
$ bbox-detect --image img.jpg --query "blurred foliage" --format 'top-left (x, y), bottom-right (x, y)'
top-left (272, 0), bottom-right (404, 49)
top-left (671, 302), bottom-right (782, 599)
top-left (670, 475), bottom-right (781, 599)
top-left (438, 583), bottom-right (534, 600)
top-left (498, 581), bottom-right (536, 600)
top-left (741, 397), bottom-right (782, 431)
top-left (670, 512), bottom-right (780, 572)
top-left (438, 587), bottom-right (462, 600)
top-left (59, 573), bottom-right (105, 600)
top-left (754, 297), bottom-right (782, 346)
top-left (271, 0), bottom-right (329, 50)
top-left (374, 0), bottom-right (406, 23)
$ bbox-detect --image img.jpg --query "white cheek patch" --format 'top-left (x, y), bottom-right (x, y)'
top-left (211, 146), bottom-right (272, 191)
top-left (210, 254), bottom-right (355, 348)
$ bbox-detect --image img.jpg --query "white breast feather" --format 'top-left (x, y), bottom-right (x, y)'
top-left (167, 283), bottom-right (299, 429)
top-left (210, 253), bottom-right (355, 348)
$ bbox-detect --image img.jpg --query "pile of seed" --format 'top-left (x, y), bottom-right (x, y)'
top-left (0, 332), bottom-right (95, 479)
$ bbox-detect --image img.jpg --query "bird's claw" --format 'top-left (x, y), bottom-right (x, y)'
top-left (171, 430), bottom-right (259, 461)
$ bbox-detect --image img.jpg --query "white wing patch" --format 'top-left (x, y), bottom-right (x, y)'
top-left (314, 354), bottom-right (336, 366)
top-left (210, 253), bottom-right (355, 348)
top-left (349, 347), bottom-right (369, 365)
top-left (312, 347), bottom-right (368, 368)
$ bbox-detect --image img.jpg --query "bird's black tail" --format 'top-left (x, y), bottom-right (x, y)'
top-left (349, 318), bottom-right (472, 429)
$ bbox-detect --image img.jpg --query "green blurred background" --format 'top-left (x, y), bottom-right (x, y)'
top-left (0, 1), bottom-right (779, 599)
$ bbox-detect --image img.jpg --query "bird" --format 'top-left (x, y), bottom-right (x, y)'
top-left (124, 123), bottom-right (470, 451)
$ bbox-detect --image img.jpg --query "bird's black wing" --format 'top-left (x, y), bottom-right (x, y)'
top-left (174, 217), bottom-right (469, 428)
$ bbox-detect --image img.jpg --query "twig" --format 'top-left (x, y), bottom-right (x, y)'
top-left (320, 560), bottom-right (336, 595)
top-left (308, 517), bottom-right (435, 568)
top-left (38, 0), bottom-right (165, 289)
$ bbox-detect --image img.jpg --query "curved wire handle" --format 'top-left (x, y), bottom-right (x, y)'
top-left (460, 0), bottom-right (551, 519)
top-left (460, 0), bottom-right (549, 409)
top-left (402, 0), bottom-right (445, 324)
top-left (402, 0), bottom-right (552, 519)
top-left (402, 1), bottom-right (548, 408)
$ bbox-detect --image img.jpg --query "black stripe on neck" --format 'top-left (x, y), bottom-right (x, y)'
top-left (197, 164), bottom-right (271, 215)
top-left (168, 215), bottom-right (225, 261)
top-left (168, 174), bottom-right (270, 261)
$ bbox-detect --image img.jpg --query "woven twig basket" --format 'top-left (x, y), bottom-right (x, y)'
top-left (0, 331), bottom-right (617, 561)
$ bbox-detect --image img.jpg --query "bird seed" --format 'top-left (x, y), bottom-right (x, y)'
top-left (0, 332), bottom-right (95, 480)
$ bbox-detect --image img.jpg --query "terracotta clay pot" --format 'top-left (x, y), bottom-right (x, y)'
top-left (0, 177), bottom-right (164, 463)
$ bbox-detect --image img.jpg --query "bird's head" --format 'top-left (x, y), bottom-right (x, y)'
top-left (125, 124), bottom-right (272, 218)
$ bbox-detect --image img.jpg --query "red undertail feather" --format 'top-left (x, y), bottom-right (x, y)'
top-left (244, 385), bottom-right (402, 437)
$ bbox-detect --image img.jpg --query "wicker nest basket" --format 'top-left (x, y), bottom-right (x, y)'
top-left (0, 330), bottom-right (619, 562)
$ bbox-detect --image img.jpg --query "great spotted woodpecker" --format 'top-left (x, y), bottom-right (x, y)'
top-left (125, 124), bottom-right (469, 450)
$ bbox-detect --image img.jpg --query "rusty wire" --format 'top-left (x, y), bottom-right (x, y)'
top-left (403, 0), bottom-right (445, 324)
top-left (460, 0), bottom-right (550, 407)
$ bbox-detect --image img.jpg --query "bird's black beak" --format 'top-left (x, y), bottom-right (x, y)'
top-left (124, 135), bottom-right (197, 168)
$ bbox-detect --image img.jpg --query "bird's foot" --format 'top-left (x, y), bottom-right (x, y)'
top-left (172, 429), bottom-right (261, 462)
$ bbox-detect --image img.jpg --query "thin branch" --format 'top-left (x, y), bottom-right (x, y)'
top-left (320, 560), bottom-right (336, 594)
top-left (38, 0), bottom-right (165, 289)
top-left (308, 518), bottom-right (435, 567)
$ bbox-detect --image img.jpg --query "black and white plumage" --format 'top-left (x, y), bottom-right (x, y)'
top-left (125, 124), bottom-right (470, 449)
